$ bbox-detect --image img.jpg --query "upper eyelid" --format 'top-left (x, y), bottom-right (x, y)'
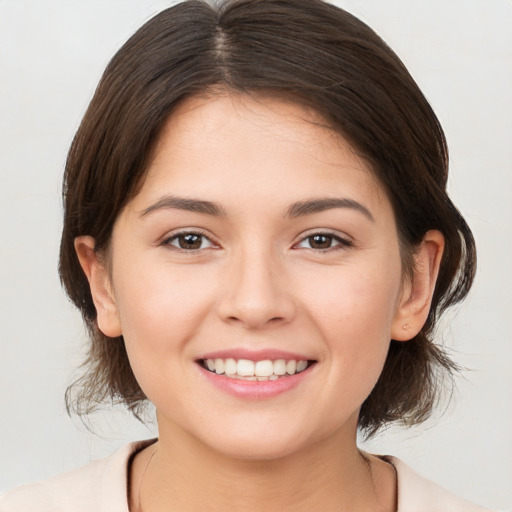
top-left (292, 230), bottom-right (355, 251)
top-left (162, 227), bottom-right (212, 239)
top-left (296, 229), bottom-right (353, 243)
top-left (159, 228), bottom-right (353, 247)
top-left (161, 229), bottom-right (218, 247)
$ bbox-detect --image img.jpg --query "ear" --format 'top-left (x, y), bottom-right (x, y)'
top-left (74, 236), bottom-right (122, 338)
top-left (391, 230), bottom-right (445, 342)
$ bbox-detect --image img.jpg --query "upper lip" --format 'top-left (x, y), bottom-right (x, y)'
top-left (198, 348), bottom-right (315, 362)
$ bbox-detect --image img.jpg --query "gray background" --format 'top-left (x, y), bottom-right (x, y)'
top-left (0, 1), bottom-right (510, 509)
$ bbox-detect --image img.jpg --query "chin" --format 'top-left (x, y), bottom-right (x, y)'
top-left (194, 419), bottom-right (333, 462)
top-left (210, 436), bottom-right (305, 462)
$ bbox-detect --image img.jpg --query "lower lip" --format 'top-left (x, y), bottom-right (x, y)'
top-left (198, 364), bottom-right (315, 400)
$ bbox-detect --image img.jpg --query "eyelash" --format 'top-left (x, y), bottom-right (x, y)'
top-left (161, 230), bottom-right (353, 253)
top-left (293, 231), bottom-right (353, 252)
top-left (161, 230), bottom-right (218, 252)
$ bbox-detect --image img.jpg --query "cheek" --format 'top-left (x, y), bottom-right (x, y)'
top-left (303, 262), bottom-right (401, 387)
top-left (304, 263), bottom-right (401, 335)
top-left (111, 271), bottom-right (211, 410)
top-left (112, 261), bottom-right (216, 363)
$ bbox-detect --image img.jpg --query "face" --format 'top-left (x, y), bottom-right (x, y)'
top-left (84, 94), bottom-right (418, 459)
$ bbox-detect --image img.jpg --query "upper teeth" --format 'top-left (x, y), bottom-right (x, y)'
top-left (204, 358), bottom-right (309, 380)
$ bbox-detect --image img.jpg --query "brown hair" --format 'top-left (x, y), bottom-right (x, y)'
top-left (60, 0), bottom-right (476, 436)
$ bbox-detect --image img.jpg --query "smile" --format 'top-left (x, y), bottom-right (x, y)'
top-left (200, 358), bottom-right (312, 381)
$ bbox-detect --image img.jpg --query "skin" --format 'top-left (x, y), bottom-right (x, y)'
top-left (76, 93), bottom-right (444, 512)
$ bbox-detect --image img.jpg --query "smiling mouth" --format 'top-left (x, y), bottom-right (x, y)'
top-left (199, 358), bottom-right (315, 381)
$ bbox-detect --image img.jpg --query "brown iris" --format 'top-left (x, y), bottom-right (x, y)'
top-left (178, 233), bottom-right (203, 250)
top-left (308, 234), bottom-right (334, 249)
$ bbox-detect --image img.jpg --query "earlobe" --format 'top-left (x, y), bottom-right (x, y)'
top-left (74, 236), bottom-right (122, 338)
top-left (391, 230), bottom-right (445, 341)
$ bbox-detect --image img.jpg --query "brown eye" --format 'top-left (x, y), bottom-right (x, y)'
top-left (296, 232), bottom-right (352, 251)
top-left (308, 234), bottom-right (334, 249)
top-left (179, 234), bottom-right (203, 249)
top-left (166, 232), bottom-right (213, 251)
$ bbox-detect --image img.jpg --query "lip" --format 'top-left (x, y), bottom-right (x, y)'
top-left (196, 358), bottom-right (316, 400)
top-left (199, 348), bottom-right (312, 361)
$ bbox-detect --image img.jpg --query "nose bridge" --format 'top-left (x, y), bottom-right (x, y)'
top-left (218, 241), bottom-right (295, 328)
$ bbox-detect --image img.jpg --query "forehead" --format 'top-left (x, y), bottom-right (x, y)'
top-left (156, 92), bottom-right (341, 151)
top-left (132, 92), bottom-right (388, 216)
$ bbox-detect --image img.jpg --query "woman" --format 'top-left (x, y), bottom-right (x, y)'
top-left (0, 1), bottom-right (504, 510)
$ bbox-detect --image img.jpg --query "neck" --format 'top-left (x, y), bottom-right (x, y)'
top-left (131, 421), bottom-right (395, 512)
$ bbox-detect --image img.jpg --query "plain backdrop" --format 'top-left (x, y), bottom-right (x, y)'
top-left (0, 1), bottom-right (511, 509)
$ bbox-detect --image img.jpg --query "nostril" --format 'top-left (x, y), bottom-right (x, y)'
top-left (224, 314), bottom-right (285, 326)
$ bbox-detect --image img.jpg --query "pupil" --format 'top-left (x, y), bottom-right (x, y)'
top-left (310, 235), bottom-right (331, 249)
top-left (180, 234), bottom-right (202, 249)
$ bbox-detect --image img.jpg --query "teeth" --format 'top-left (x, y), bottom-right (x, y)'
top-left (224, 358), bottom-right (237, 375)
top-left (297, 360), bottom-right (308, 372)
top-left (255, 360), bottom-right (273, 377)
top-left (214, 358), bottom-right (224, 374)
top-left (286, 360), bottom-right (297, 374)
top-left (273, 359), bottom-right (287, 376)
top-left (203, 358), bottom-right (310, 379)
top-left (237, 359), bottom-right (255, 376)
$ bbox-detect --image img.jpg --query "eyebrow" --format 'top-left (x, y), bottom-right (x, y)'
top-left (139, 195), bottom-right (226, 217)
top-left (286, 197), bottom-right (374, 222)
top-left (139, 194), bottom-right (373, 222)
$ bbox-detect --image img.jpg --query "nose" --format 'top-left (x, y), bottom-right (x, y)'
top-left (217, 248), bottom-right (296, 330)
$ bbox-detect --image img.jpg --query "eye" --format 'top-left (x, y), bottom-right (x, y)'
top-left (295, 232), bottom-right (352, 251)
top-left (163, 232), bottom-right (215, 251)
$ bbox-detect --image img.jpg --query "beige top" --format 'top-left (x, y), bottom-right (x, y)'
top-left (0, 440), bottom-right (500, 512)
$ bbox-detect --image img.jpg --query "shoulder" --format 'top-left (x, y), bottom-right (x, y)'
top-left (0, 439), bottom-right (155, 512)
top-left (387, 456), bottom-right (501, 512)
